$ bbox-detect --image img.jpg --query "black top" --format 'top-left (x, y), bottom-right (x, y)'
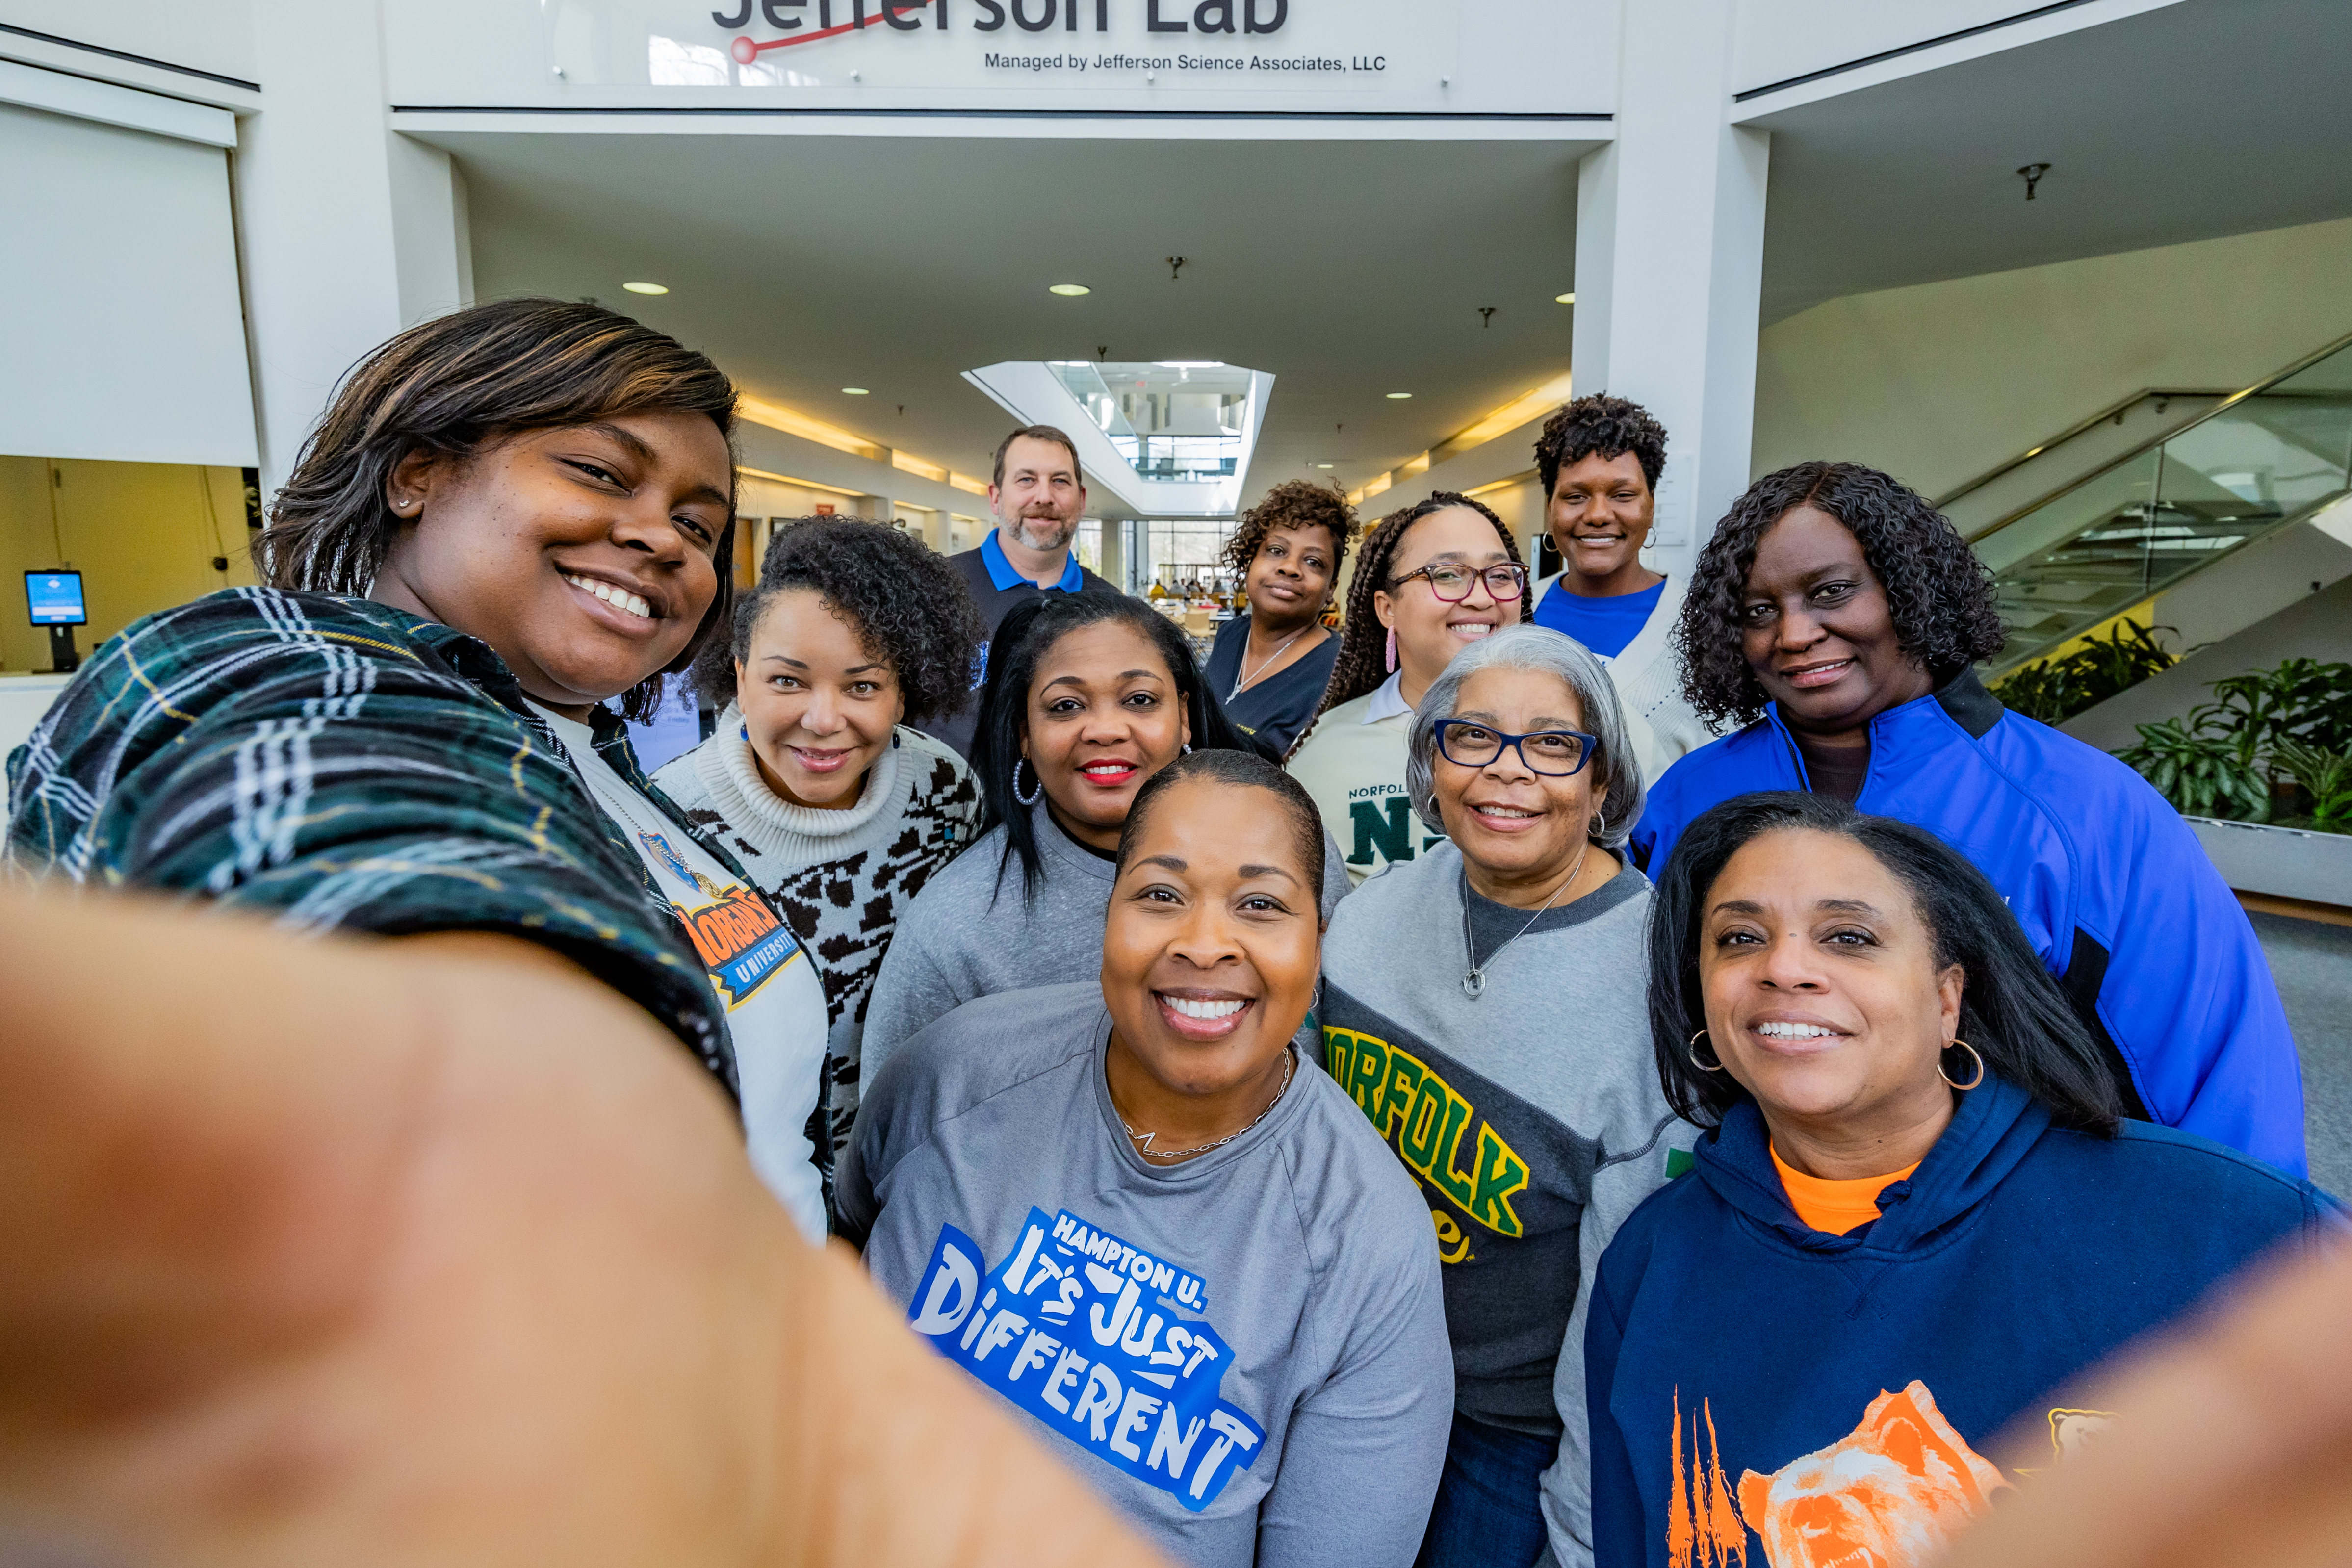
top-left (913, 539), bottom-right (1114, 760)
top-left (1202, 613), bottom-right (1341, 757)
top-left (1792, 728), bottom-right (1870, 803)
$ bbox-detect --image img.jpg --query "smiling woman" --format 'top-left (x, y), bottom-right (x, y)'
top-left (1585, 791), bottom-right (2333, 1568)
top-left (1287, 491), bottom-right (1530, 886)
top-left (839, 751), bottom-right (1453, 1568)
top-left (862, 589), bottom-right (1350, 1081)
top-left (1318, 623), bottom-right (1689, 1568)
top-left (5, 298), bottom-right (838, 1242)
top-left (1633, 461), bottom-right (2307, 1177)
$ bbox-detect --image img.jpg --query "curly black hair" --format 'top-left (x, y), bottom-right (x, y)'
top-left (1675, 462), bottom-right (2008, 730)
top-left (1533, 392), bottom-right (1668, 498)
top-left (1292, 491), bottom-right (1529, 755)
top-left (1218, 478), bottom-right (1358, 586)
top-left (695, 518), bottom-right (986, 725)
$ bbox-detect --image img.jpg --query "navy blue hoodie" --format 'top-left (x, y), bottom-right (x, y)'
top-left (1586, 1076), bottom-right (2333, 1568)
top-left (1630, 670), bottom-right (2306, 1176)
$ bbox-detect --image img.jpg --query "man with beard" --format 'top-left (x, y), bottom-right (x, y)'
top-left (921, 424), bottom-right (1116, 759)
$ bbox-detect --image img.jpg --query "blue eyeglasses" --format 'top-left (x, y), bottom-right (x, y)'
top-left (1432, 719), bottom-right (1599, 777)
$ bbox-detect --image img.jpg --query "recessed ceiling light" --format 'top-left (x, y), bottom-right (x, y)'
top-left (1316, 463), bottom-right (1335, 469)
top-left (1386, 392), bottom-right (1413, 400)
top-left (1555, 292), bottom-right (1576, 304)
top-left (842, 387), bottom-right (870, 395)
top-left (1049, 283), bottom-right (1091, 297)
top-left (622, 281), bottom-right (669, 295)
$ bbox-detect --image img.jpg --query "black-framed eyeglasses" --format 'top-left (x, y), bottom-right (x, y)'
top-left (1389, 562), bottom-right (1529, 603)
top-left (1433, 719), bottom-right (1599, 777)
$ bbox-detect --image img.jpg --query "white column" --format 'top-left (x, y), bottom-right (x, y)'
top-left (1572, 0), bottom-right (1768, 584)
top-left (236, 0), bottom-right (472, 504)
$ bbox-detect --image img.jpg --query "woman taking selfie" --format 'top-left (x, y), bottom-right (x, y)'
top-left (1318, 624), bottom-right (1690, 1568)
top-left (863, 590), bottom-right (1347, 1080)
top-left (1202, 479), bottom-right (1355, 755)
top-left (840, 751), bottom-right (1452, 1568)
top-left (7, 299), bottom-right (833, 1239)
top-left (1588, 793), bottom-right (2332, 1568)
top-left (1633, 462), bottom-right (2303, 1175)
top-left (657, 519), bottom-right (985, 1157)
top-left (1288, 492), bottom-right (1530, 885)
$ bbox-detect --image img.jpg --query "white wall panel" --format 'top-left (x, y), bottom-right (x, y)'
top-left (0, 0), bottom-right (258, 88)
top-left (0, 103), bottom-right (258, 466)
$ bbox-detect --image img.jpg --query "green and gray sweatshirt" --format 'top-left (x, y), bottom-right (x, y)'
top-left (1317, 840), bottom-right (1694, 1568)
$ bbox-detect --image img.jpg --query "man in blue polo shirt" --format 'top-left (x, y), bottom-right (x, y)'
top-left (923, 424), bottom-right (1115, 758)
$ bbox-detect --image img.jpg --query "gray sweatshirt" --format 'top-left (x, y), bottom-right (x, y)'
top-left (838, 982), bottom-right (1453, 1568)
top-left (863, 799), bottom-right (1351, 1086)
top-left (1318, 842), bottom-right (1695, 1568)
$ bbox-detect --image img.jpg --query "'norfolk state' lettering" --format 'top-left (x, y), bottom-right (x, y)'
top-left (906, 1206), bottom-right (1266, 1509)
top-left (1318, 848), bottom-right (1692, 1450)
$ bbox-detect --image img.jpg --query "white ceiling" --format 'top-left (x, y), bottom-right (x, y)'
top-left (443, 131), bottom-right (1595, 516)
top-left (1749, 0), bottom-right (2352, 323)
top-left (430, 0), bottom-right (2352, 517)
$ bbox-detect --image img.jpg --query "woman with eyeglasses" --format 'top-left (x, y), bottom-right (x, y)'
top-left (1287, 493), bottom-right (1531, 886)
top-left (1317, 624), bottom-right (1692, 1568)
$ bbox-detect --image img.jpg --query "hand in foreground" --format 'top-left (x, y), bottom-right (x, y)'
top-left (1941, 1235), bottom-right (2352, 1568)
top-left (0, 885), bottom-right (1166, 1568)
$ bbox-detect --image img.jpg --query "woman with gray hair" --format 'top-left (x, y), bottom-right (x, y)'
top-left (1316, 624), bottom-right (1691, 1568)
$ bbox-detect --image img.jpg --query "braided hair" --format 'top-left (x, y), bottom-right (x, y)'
top-left (1290, 491), bottom-right (1528, 756)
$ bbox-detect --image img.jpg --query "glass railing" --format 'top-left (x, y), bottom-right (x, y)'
top-left (1976, 334), bottom-right (2352, 675)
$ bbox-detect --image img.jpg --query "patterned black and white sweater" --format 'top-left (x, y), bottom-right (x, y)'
top-left (654, 709), bottom-right (983, 1161)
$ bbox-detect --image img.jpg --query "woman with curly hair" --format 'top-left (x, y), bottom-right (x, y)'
top-left (1630, 461), bottom-right (2304, 1174)
top-left (1202, 479), bottom-right (1355, 754)
top-left (1527, 393), bottom-right (1716, 781)
top-left (1287, 492), bottom-right (1529, 885)
top-left (656, 519), bottom-right (987, 1163)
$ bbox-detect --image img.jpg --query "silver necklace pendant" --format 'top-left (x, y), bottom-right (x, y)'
top-left (1461, 969), bottom-right (1486, 1000)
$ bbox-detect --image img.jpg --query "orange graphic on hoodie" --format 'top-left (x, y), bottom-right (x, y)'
top-left (1666, 1389), bottom-right (1748, 1568)
top-left (1735, 1381), bottom-right (2009, 1568)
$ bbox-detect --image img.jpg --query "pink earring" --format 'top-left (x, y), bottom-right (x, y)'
top-left (1385, 627), bottom-right (1398, 673)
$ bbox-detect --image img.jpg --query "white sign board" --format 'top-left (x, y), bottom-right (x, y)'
top-left (439, 0), bottom-right (1618, 114)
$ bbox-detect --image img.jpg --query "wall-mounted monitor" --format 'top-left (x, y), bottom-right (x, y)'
top-left (26, 571), bottom-right (86, 627)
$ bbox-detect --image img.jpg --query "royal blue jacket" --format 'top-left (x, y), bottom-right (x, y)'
top-left (1630, 669), bottom-right (2307, 1176)
top-left (1586, 1076), bottom-right (2333, 1568)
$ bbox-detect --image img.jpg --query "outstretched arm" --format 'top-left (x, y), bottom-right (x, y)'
top-left (0, 884), bottom-right (1164, 1568)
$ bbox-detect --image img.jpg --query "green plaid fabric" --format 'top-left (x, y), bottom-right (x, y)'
top-left (6, 586), bottom-right (739, 1093)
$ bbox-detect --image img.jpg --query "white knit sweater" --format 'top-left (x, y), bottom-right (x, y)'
top-left (653, 708), bottom-right (983, 1157)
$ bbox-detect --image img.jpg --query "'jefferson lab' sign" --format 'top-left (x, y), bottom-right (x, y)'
top-left (534, 0), bottom-right (1601, 112)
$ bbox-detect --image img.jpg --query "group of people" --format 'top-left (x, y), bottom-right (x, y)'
top-left (5, 297), bottom-right (2331, 1568)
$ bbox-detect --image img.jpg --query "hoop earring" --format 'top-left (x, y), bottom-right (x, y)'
top-left (1012, 757), bottom-right (1042, 806)
top-left (1385, 627), bottom-right (1398, 674)
top-left (1939, 1039), bottom-right (1985, 1091)
top-left (1688, 1029), bottom-right (1725, 1073)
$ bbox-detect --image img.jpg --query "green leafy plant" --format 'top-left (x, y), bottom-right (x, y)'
top-left (2273, 739), bottom-right (2352, 831)
top-left (1993, 621), bottom-right (2178, 724)
top-left (2204, 658), bottom-right (2352, 754)
top-left (2118, 716), bottom-right (2272, 822)
top-left (2115, 658), bottom-right (2352, 830)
